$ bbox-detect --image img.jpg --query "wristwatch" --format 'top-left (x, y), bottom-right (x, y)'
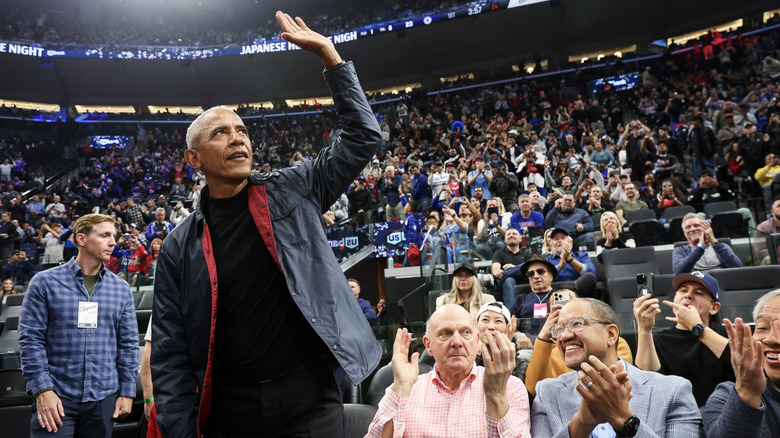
top-left (615, 415), bottom-right (640, 437)
top-left (691, 323), bottom-right (706, 338)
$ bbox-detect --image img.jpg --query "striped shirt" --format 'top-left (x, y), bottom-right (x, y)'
top-left (366, 364), bottom-right (531, 438)
top-left (19, 258), bottom-right (139, 402)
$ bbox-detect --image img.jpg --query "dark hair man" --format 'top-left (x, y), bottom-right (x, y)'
top-left (151, 12), bottom-right (382, 438)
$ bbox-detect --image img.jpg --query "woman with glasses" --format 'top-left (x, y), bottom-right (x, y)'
top-left (524, 291), bottom-right (634, 396)
top-left (435, 261), bottom-right (495, 318)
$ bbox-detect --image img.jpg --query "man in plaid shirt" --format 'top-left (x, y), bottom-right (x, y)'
top-left (366, 304), bottom-right (531, 437)
top-left (19, 214), bottom-right (139, 437)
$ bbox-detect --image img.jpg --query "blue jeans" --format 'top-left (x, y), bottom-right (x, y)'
top-left (693, 155), bottom-right (716, 179)
top-left (31, 391), bottom-right (118, 438)
top-left (498, 265), bottom-right (525, 305)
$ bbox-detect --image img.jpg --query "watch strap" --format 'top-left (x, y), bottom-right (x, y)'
top-left (616, 415), bottom-right (640, 437)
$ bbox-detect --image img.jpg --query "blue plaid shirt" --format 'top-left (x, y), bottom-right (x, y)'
top-left (19, 258), bottom-right (139, 402)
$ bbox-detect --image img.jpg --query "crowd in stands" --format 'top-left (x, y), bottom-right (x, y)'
top-left (2, 0), bottom-right (478, 50)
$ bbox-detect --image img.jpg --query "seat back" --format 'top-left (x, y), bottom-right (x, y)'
top-left (628, 220), bottom-right (666, 246)
top-left (590, 213), bottom-right (602, 229)
top-left (662, 205), bottom-right (695, 221)
top-left (4, 295), bottom-right (23, 307)
top-left (710, 212), bottom-right (748, 239)
top-left (428, 290), bottom-right (446, 317)
top-left (0, 316), bottom-right (19, 341)
top-left (703, 201), bottom-right (737, 218)
top-left (623, 209), bottom-right (656, 225)
top-left (366, 363), bottom-right (394, 407)
top-left (601, 247), bottom-right (659, 280)
top-left (137, 288), bottom-right (154, 310)
top-left (709, 266), bottom-right (780, 322)
top-left (343, 404), bottom-right (378, 438)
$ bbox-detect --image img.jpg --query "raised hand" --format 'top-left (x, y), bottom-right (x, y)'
top-left (481, 331), bottom-right (516, 419)
top-left (276, 11), bottom-right (342, 68)
top-left (390, 328), bottom-right (420, 397)
top-left (724, 318), bottom-right (765, 407)
top-left (633, 294), bottom-right (659, 332)
top-left (663, 300), bottom-right (703, 330)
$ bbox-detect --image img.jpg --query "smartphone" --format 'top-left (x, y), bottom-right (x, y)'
top-left (637, 273), bottom-right (654, 297)
top-left (551, 290), bottom-right (574, 307)
top-left (487, 206), bottom-right (499, 217)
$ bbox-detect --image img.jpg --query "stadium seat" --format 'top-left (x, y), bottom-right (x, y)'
top-left (623, 209), bottom-right (656, 226)
top-left (628, 219), bottom-right (666, 246)
top-left (710, 212), bottom-right (748, 239)
top-left (365, 363), bottom-right (394, 408)
top-left (600, 247), bottom-right (659, 280)
top-left (709, 266), bottom-right (780, 322)
top-left (661, 205), bottom-right (695, 222)
top-left (703, 201), bottom-right (738, 218)
top-left (590, 213), bottom-right (602, 229)
top-left (0, 369), bottom-right (33, 407)
top-left (342, 374), bottom-right (362, 404)
top-left (0, 316), bottom-right (19, 341)
top-left (0, 405), bottom-right (32, 437)
top-left (667, 217), bottom-right (687, 243)
top-left (343, 404), bottom-right (378, 438)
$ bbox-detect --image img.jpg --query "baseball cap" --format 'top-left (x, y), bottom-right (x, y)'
top-left (550, 228), bottom-right (569, 238)
top-left (477, 302), bottom-right (511, 324)
top-left (453, 261), bottom-right (478, 277)
top-left (672, 271), bottom-right (720, 302)
top-left (357, 175), bottom-right (366, 181)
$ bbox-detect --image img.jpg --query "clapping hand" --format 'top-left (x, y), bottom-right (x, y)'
top-left (724, 317), bottom-right (767, 408)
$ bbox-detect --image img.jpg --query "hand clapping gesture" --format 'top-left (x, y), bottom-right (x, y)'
top-left (724, 317), bottom-right (768, 408)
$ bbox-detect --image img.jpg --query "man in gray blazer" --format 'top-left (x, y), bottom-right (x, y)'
top-left (531, 298), bottom-right (705, 437)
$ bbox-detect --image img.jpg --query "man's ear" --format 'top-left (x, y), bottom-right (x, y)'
top-left (184, 149), bottom-right (201, 169)
top-left (710, 301), bottom-right (721, 316)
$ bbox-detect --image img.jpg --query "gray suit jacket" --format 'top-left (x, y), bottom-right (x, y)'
top-left (531, 363), bottom-right (705, 437)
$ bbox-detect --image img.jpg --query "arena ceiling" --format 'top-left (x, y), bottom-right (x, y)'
top-left (0, 0), bottom-right (776, 107)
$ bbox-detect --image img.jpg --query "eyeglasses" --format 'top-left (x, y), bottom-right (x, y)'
top-left (550, 317), bottom-right (612, 340)
top-left (525, 268), bottom-right (548, 279)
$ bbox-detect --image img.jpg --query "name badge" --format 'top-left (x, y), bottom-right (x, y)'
top-left (78, 301), bottom-right (98, 329)
top-left (533, 303), bottom-right (547, 319)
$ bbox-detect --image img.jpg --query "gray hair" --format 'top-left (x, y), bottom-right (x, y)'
top-left (155, 207), bottom-right (166, 215)
top-left (186, 106), bottom-right (234, 150)
top-left (681, 212), bottom-right (699, 227)
top-left (753, 289), bottom-right (780, 321)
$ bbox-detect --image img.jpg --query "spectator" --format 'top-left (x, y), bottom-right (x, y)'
top-left (688, 170), bottom-right (755, 229)
top-left (531, 298), bottom-right (705, 437)
top-left (596, 211), bottom-right (636, 260)
top-left (144, 208), bottom-right (173, 243)
top-left (1, 249), bottom-right (34, 286)
top-left (27, 195), bottom-right (45, 224)
top-left (475, 198), bottom-right (511, 259)
top-left (509, 194), bottom-right (545, 231)
top-left (736, 123), bottom-right (770, 196)
top-left (545, 228), bottom-right (597, 297)
top-left (673, 213), bottom-right (742, 274)
top-left (467, 156), bottom-right (493, 198)
top-left (380, 165), bottom-right (404, 220)
top-left (624, 121), bottom-right (657, 182)
top-left (524, 290), bottom-right (634, 397)
top-left (543, 193), bottom-right (595, 251)
top-left (614, 181), bottom-right (649, 224)
top-left (38, 222), bottom-right (64, 264)
top-left (653, 141), bottom-right (682, 182)
top-left (435, 261), bottom-right (495, 318)
top-left (1, 278), bottom-right (17, 296)
top-left (116, 233), bottom-right (151, 287)
top-left (583, 185), bottom-right (613, 216)
top-left (365, 305), bottom-right (531, 437)
top-left (347, 278), bottom-right (377, 324)
top-left (124, 198), bottom-right (144, 227)
top-left (409, 165), bottom-right (431, 213)
top-left (0, 211), bottom-right (17, 262)
top-left (44, 195), bottom-right (65, 220)
top-left (754, 154), bottom-right (780, 209)
top-left (18, 214), bottom-right (138, 437)
top-left (491, 228), bottom-right (532, 306)
top-left (688, 113), bottom-right (720, 178)
top-left (427, 161), bottom-right (449, 197)
top-left (346, 175), bottom-right (375, 225)
top-left (702, 289), bottom-right (780, 437)
top-left (489, 162), bottom-right (520, 212)
top-left (475, 302), bottom-right (533, 382)
top-left (754, 195), bottom-right (780, 263)
top-left (633, 271), bottom-right (734, 406)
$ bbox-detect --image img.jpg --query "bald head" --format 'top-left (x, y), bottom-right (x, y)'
top-left (186, 105), bottom-right (234, 150)
top-left (426, 304), bottom-right (475, 337)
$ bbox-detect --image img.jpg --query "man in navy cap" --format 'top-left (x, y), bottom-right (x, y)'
top-left (633, 271), bottom-right (734, 406)
top-left (545, 228), bottom-right (597, 298)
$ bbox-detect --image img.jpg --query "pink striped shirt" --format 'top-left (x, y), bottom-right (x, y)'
top-left (365, 364), bottom-right (531, 438)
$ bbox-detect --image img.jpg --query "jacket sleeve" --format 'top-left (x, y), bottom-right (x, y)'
top-left (116, 288), bottom-right (140, 398)
top-left (288, 62), bottom-right (382, 212)
top-left (673, 245), bottom-right (702, 274)
top-left (152, 245), bottom-right (200, 438)
top-left (702, 382), bottom-right (765, 438)
top-left (18, 274), bottom-right (54, 396)
top-left (713, 243), bottom-right (742, 268)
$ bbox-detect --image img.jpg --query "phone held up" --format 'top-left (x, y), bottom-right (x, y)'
top-left (637, 273), bottom-right (654, 297)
